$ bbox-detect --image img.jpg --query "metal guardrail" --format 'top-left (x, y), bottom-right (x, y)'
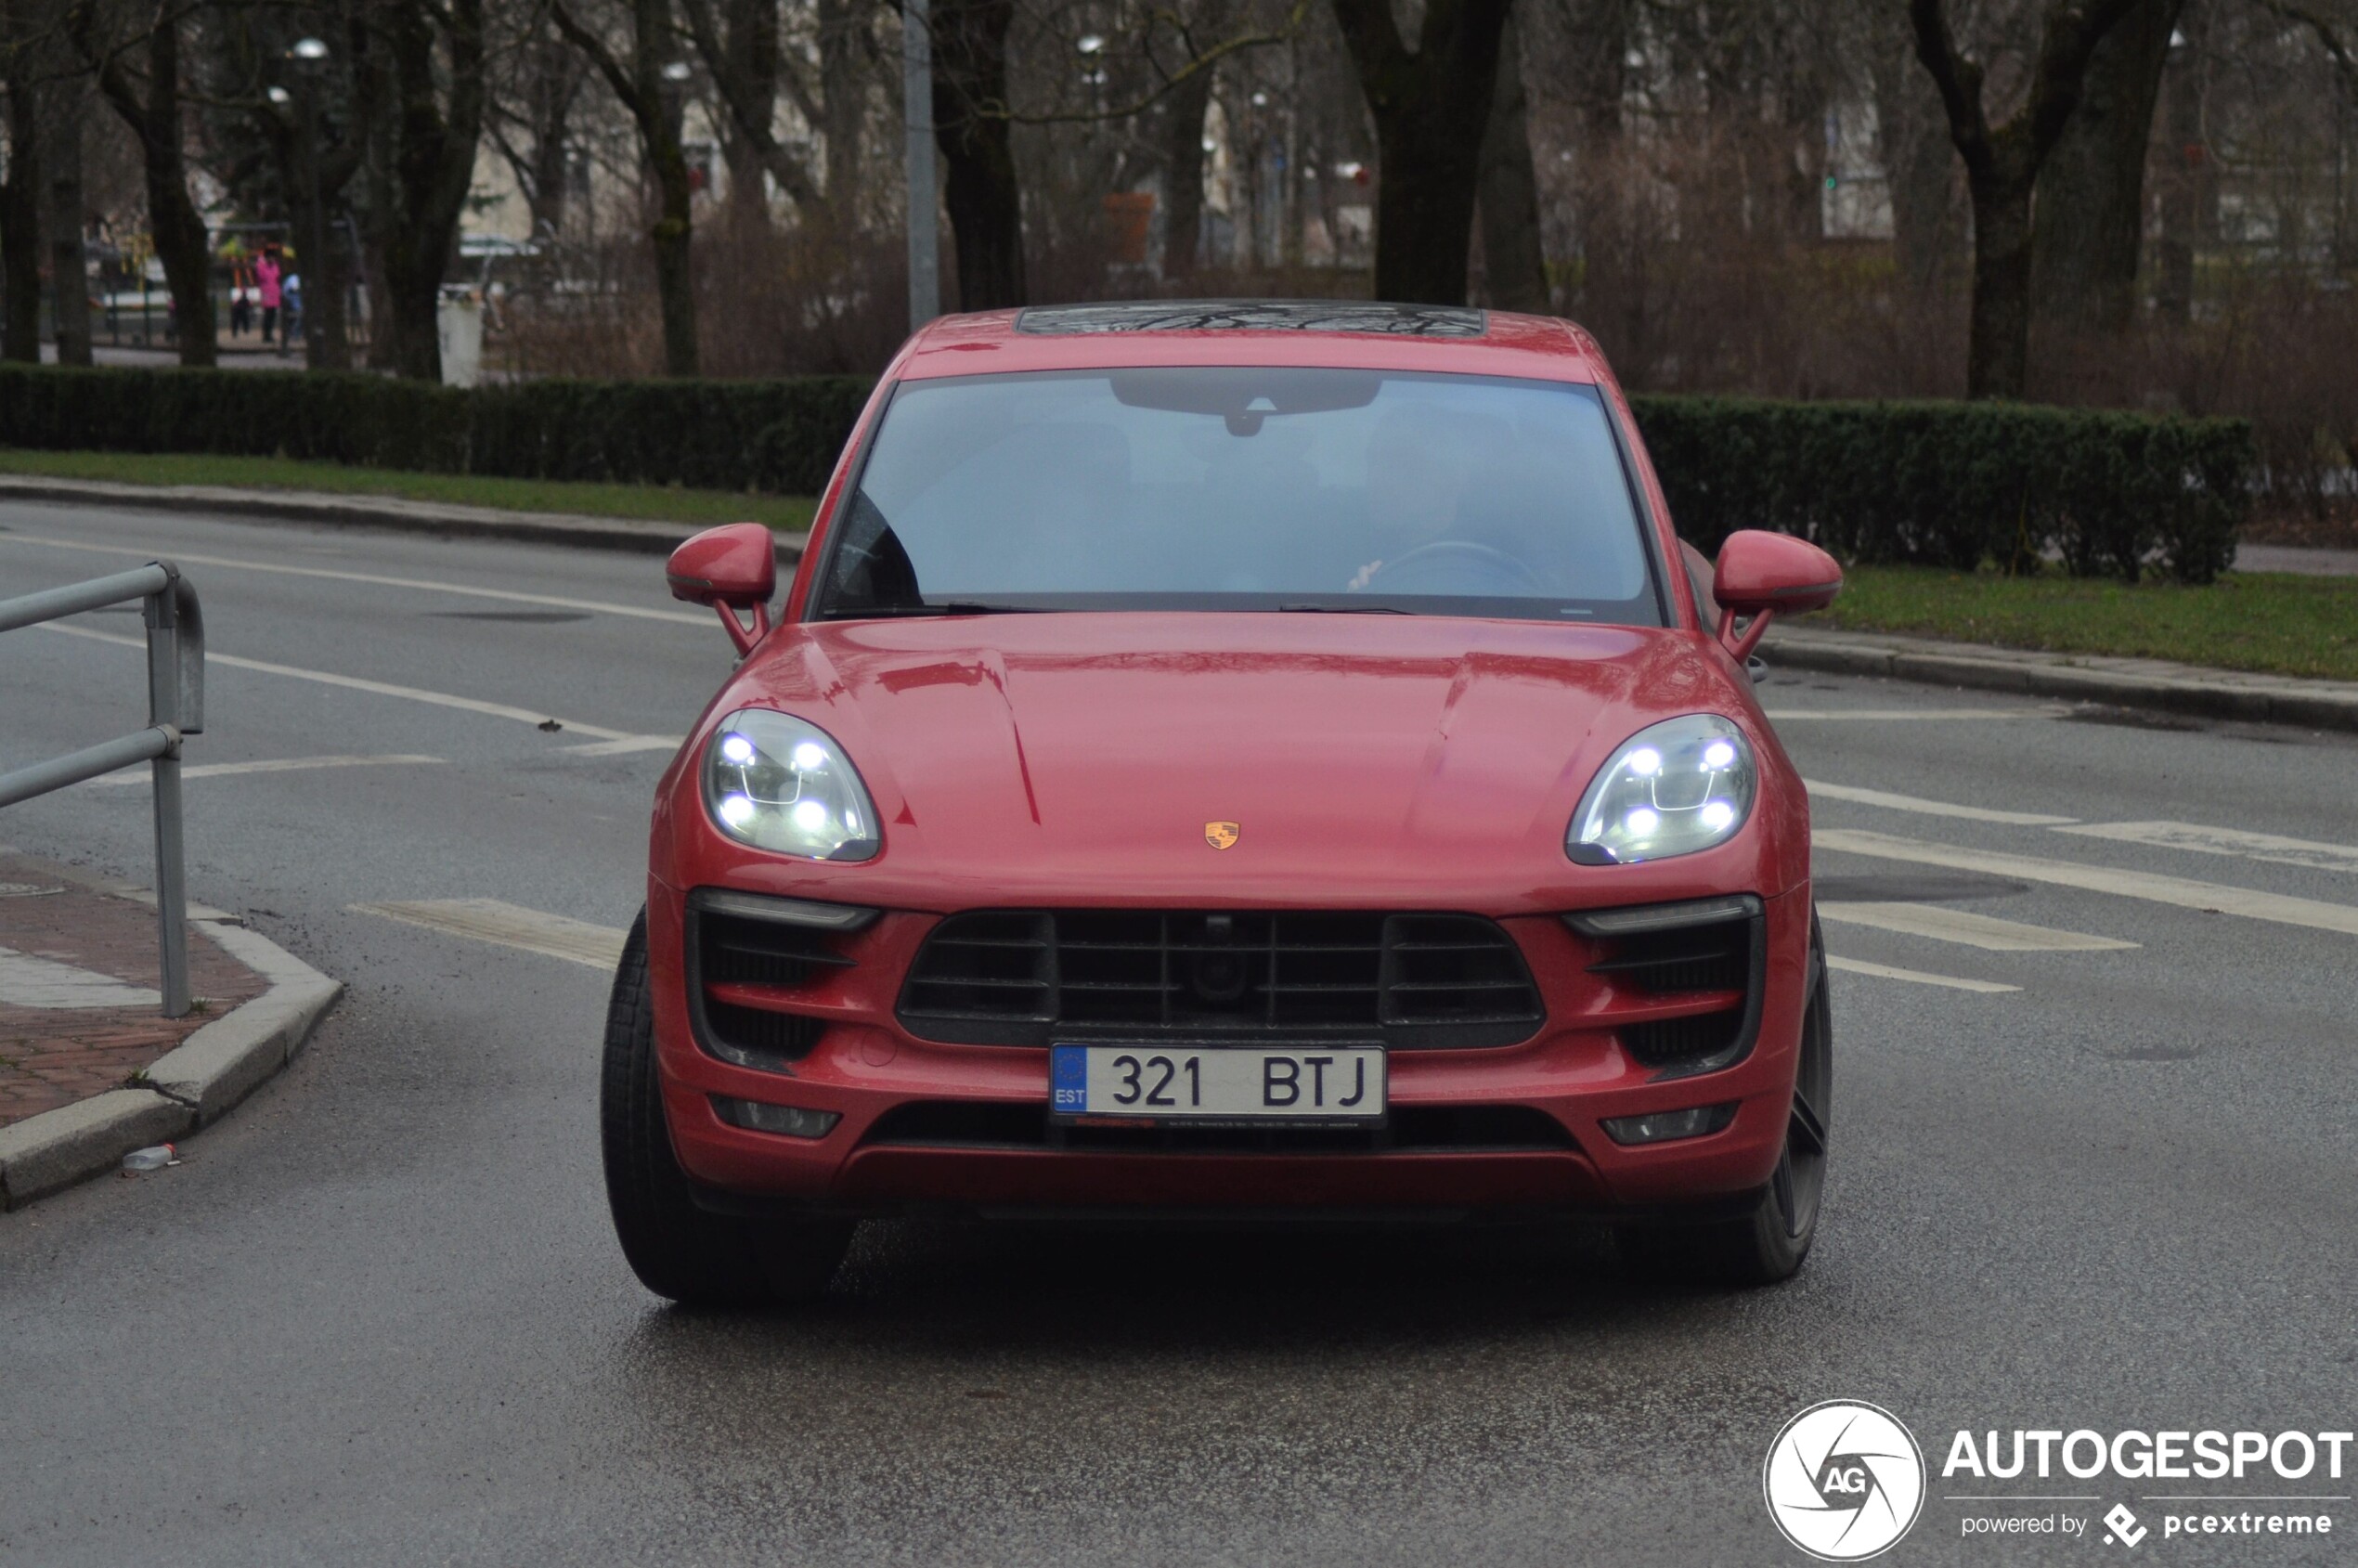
top-left (0, 564), bottom-right (206, 1017)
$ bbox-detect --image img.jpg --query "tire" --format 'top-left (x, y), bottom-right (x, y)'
top-left (601, 910), bottom-right (853, 1306)
top-left (1618, 914), bottom-right (1832, 1289)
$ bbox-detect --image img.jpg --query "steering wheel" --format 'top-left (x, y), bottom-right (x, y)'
top-left (1363, 540), bottom-right (1547, 597)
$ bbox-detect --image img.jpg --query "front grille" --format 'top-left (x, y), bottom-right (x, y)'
top-left (898, 911), bottom-right (1544, 1049)
top-left (685, 890), bottom-right (869, 1070)
top-left (862, 1100), bottom-right (1577, 1154)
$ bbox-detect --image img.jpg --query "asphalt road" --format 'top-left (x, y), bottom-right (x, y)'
top-left (2, 501), bottom-right (2352, 1567)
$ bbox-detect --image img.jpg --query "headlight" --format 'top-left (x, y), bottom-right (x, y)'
top-left (703, 709), bottom-right (881, 862)
top-left (1568, 715), bottom-right (1756, 864)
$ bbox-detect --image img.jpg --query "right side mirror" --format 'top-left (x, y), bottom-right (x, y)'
top-left (667, 523), bottom-right (777, 655)
top-left (1709, 530), bottom-right (1841, 661)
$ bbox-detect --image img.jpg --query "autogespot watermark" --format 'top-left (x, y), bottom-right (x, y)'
top-left (1766, 1406), bottom-right (2353, 1556)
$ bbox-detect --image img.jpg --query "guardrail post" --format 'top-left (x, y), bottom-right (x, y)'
top-left (145, 567), bottom-right (190, 1017)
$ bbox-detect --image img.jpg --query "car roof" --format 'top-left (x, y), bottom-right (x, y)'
top-left (894, 301), bottom-right (1613, 385)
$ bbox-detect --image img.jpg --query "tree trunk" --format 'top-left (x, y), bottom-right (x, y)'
top-left (2028, 0), bottom-right (2183, 371)
top-left (1331, 0), bottom-right (1515, 305)
top-left (316, 221), bottom-right (352, 370)
top-left (1159, 64), bottom-right (1216, 277)
top-left (931, 0), bottom-right (1025, 310)
top-left (1909, 0), bottom-right (2144, 398)
top-left (0, 74), bottom-right (40, 363)
top-left (650, 122), bottom-right (699, 374)
top-left (89, 17), bottom-right (215, 366)
top-left (1475, 6), bottom-right (1547, 312)
top-left (44, 76), bottom-right (92, 366)
top-left (1963, 152), bottom-right (2038, 399)
top-left (380, 0), bottom-right (486, 381)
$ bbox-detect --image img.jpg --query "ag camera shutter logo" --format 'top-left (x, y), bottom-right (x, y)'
top-left (1764, 1400), bottom-right (1927, 1561)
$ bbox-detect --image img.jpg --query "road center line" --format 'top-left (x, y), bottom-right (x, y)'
top-left (1818, 901), bottom-right (2136, 952)
top-left (39, 622), bottom-right (672, 745)
top-left (352, 899), bottom-right (627, 970)
top-left (83, 754), bottom-right (445, 786)
top-left (1815, 827), bottom-right (2358, 938)
top-left (1824, 955), bottom-right (2021, 993)
top-left (0, 531), bottom-right (709, 624)
top-left (2055, 820), bottom-right (2358, 875)
top-left (1806, 780), bottom-right (2079, 826)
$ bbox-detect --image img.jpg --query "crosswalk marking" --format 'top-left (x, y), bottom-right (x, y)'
top-left (1765, 707), bottom-right (2066, 721)
top-left (1807, 780), bottom-right (2079, 826)
top-left (352, 899), bottom-right (627, 970)
top-left (1825, 955), bottom-right (2021, 993)
top-left (1814, 828), bottom-right (2358, 938)
top-left (2054, 821), bottom-right (2358, 876)
top-left (84, 754), bottom-right (444, 786)
top-left (1817, 901), bottom-right (2135, 952)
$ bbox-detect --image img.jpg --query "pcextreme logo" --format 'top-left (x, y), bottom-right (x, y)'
top-left (1764, 1400), bottom-right (1929, 1561)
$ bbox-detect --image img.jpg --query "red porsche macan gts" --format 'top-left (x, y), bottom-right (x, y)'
top-left (602, 301), bottom-right (1844, 1304)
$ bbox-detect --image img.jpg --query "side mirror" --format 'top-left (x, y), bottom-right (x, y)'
top-left (667, 523), bottom-right (777, 655)
top-left (1710, 529), bottom-right (1842, 661)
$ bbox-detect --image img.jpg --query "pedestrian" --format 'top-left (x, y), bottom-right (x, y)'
top-left (284, 272), bottom-right (303, 355)
top-left (229, 266), bottom-right (253, 338)
top-left (255, 248), bottom-right (282, 345)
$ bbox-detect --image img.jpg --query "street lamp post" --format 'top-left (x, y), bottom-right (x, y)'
top-left (290, 35), bottom-right (330, 369)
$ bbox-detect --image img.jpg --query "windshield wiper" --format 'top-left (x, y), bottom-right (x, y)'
top-left (1277, 602), bottom-right (1413, 615)
top-left (826, 601), bottom-right (1050, 618)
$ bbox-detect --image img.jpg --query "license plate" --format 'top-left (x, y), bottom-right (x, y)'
top-left (1049, 1044), bottom-right (1387, 1123)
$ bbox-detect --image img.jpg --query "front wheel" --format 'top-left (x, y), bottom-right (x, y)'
top-left (1617, 916), bottom-right (1831, 1288)
top-left (601, 911), bottom-right (853, 1306)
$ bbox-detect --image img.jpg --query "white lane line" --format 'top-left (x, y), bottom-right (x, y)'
top-left (39, 622), bottom-right (675, 746)
top-left (2055, 821), bottom-right (2358, 876)
top-left (1815, 827), bottom-right (2358, 938)
top-left (1818, 901), bottom-right (2137, 952)
top-left (560, 734), bottom-right (684, 757)
top-left (1807, 780), bottom-right (2079, 826)
top-left (1825, 955), bottom-right (2021, 993)
top-left (1765, 707), bottom-right (2066, 720)
top-left (0, 945), bottom-right (162, 1007)
top-left (0, 531), bottom-right (708, 625)
top-left (352, 899), bottom-right (626, 970)
top-left (83, 754), bottom-right (445, 787)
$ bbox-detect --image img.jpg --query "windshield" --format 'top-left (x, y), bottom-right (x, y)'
top-left (813, 368), bottom-right (1662, 624)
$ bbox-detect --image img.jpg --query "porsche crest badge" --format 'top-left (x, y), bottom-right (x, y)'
top-left (1204, 821), bottom-right (1240, 850)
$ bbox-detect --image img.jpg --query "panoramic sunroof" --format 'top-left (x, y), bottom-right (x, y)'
top-left (1014, 301), bottom-right (1488, 337)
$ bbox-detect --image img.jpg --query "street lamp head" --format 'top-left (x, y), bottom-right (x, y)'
top-left (267, 85), bottom-right (292, 105)
top-left (1076, 33), bottom-right (1104, 54)
top-left (661, 60), bottom-right (693, 83)
top-left (292, 35), bottom-right (329, 62)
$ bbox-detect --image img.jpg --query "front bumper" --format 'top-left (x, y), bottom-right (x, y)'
top-left (648, 882), bottom-right (1813, 1218)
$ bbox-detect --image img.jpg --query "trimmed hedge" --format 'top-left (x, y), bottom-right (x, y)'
top-left (1627, 395), bottom-right (2252, 584)
top-left (0, 366), bottom-right (2251, 582)
top-left (0, 364), bottom-right (873, 499)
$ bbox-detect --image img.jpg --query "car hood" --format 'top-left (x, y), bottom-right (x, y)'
top-left (717, 613), bottom-right (1758, 906)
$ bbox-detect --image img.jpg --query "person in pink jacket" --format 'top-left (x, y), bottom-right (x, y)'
top-left (254, 249), bottom-right (283, 345)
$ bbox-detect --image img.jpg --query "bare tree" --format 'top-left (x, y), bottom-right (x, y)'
top-left (1328, 0), bottom-right (1513, 303)
top-left (81, 0), bottom-right (219, 365)
top-left (1909, 0), bottom-right (2146, 397)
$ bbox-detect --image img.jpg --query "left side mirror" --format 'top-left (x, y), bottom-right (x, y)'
top-left (667, 523), bottom-right (776, 655)
top-left (1709, 529), bottom-right (1841, 661)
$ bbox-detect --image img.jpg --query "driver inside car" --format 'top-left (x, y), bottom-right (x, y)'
top-left (1345, 404), bottom-right (1532, 595)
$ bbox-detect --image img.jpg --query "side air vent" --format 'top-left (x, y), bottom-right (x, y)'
top-left (685, 888), bottom-right (875, 1070)
top-left (1564, 896), bottom-right (1766, 1079)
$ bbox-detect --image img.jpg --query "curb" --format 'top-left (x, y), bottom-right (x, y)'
top-left (0, 475), bottom-right (809, 563)
top-left (1766, 629), bottom-right (2358, 736)
top-left (0, 913), bottom-right (341, 1212)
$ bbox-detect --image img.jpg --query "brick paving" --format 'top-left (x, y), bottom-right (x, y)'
top-left (0, 851), bottom-right (265, 1130)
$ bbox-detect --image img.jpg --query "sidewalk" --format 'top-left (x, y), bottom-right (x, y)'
top-left (1766, 625), bottom-right (2358, 733)
top-left (0, 473), bottom-right (815, 560)
top-left (0, 848), bottom-right (340, 1209)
